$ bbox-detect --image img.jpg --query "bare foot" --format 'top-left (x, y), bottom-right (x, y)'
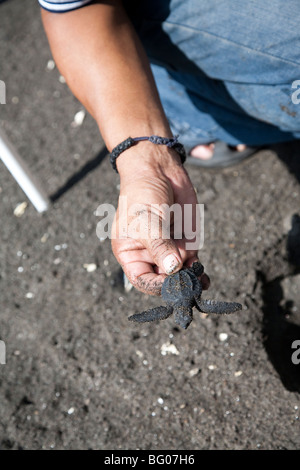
top-left (190, 143), bottom-right (246, 160)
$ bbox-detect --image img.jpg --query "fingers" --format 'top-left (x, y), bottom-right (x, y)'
top-left (152, 257), bottom-right (211, 290)
top-left (112, 233), bottom-right (210, 295)
top-left (111, 238), bottom-right (165, 295)
top-left (124, 260), bottom-right (167, 296)
top-left (134, 270), bottom-right (166, 296)
top-left (141, 237), bottom-right (183, 276)
top-left (123, 208), bottom-right (184, 276)
top-left (112, 200), bottom-right (210, 295)
top-left (113, 243), bottom-right (181, 296)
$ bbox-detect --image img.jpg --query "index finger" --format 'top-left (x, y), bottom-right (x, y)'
top-left (123, 259), bottom-right (167, 296)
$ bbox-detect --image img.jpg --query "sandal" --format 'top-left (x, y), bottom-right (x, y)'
top-left (186, 141), bottom-right (261, 168)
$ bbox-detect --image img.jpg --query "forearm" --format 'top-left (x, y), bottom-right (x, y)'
top-left (41, 1), bottom-right (172, 153)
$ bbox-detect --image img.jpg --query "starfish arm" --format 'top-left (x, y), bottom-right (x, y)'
top-left (128, 305), bottom-right (173, 323)
top-left (196, 298), bottom-right (242, 314)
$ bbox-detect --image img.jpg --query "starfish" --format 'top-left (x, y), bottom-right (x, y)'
top-left (128, 262), bottom-right (242, 329)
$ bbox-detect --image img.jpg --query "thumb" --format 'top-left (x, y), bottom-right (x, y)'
top-left (143, 237), bottom-right (183, 275)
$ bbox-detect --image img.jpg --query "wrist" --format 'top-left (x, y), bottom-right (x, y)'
top-left (116, 140), bottom-right (183, 178)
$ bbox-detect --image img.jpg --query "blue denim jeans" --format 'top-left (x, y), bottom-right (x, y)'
top-left (126, 0), bottom-right (300, 149)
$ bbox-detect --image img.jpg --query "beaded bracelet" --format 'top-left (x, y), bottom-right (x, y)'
top-left (109, 135), bottom-right (186, 173)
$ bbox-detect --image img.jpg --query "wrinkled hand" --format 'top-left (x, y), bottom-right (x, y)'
top-left (111, 144), bottom-right (209, 295)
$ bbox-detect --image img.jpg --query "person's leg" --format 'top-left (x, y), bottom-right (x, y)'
top-left (125, 0), bottom-right (300, 155)
top-left (150, 64), bottom-right (296, 150)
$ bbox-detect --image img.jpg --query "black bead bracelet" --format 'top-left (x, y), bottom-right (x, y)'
top-left (109, 135), bottom-right (186, 173)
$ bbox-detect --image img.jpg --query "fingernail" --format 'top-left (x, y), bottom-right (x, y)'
top-left (163, 254), bottom-right (180, 274)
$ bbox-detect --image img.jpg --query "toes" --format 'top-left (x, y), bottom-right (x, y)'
top-left (189, 143), bottom-right (215, 160)
top-left (236, 144), bottom-right (247, 152)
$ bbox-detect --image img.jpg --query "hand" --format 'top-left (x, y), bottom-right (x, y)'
top-left (111, 143), bottom-right (210, 295)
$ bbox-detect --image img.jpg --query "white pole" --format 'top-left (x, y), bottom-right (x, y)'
top-left (0, 128), bottom-right (49, 213)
